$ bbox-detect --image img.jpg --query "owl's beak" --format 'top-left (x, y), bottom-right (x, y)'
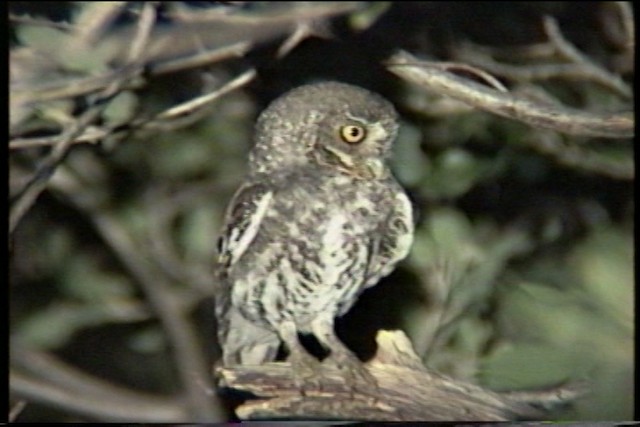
top-left (320, 145), bottom-right (387, 179)
top-left (361, 158), bottom-right (386, 179)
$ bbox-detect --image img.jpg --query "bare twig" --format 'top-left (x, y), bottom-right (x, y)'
top-left (10, 346), bottom-right (189, 421)
top-left (615, 2), bottom-right (634, 49)
top-left (148, 41), bottom-right (252, 75)
top-left (9, 13), bottom-right (74, 31)
top-left (600, 2), bottom-right (634, 74)
top-left (10, 68), bottom-right (256, 151)
top-left (11, 39), bottom-right (252, 107)
top-left (12, 345), bottom-right (145, 403)
top-left (71, 2), bottom-right (127, 46)
top-left (167, 2), bottom-right (361, 25)
top-left (10, 68), bottom-right (145, 105)
top-left (454, 42), bottom-right (630, 97)
top-left (149, 68), bottom-right (256, 122)
top-left (9, 400), bottom-right (27, 422)
top-left (430, 62), bottom-right (509, 92)
top-left (43, 165), bottom-right (222, 421)
top-left (79, 209), bottom-right (221, 421)
top-left (386, 50), bottom-right (633, 139)
top-left (276, 19), bottom-right (332, 58)
top-left (521, 131), bottom-right (634, 180)
top-left (541, 16), bottom-right (631, 98)
top-left (10, 126), bottom-right (113, 150)
top-left (453, 14), bottom-right (632, 98)
top-left (10, 371), bottom-right (186, 422)
top-left (11, 2), bottom-right (359, 106)
top-left (217, 330), bottom-right (585, 421)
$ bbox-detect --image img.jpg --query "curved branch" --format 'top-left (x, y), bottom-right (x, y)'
top-left (10, 371), bottom-right (186, 422)
top-left (386, 51), bottom-right (633, 139)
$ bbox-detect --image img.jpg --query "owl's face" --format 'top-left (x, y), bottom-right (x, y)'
top-left (250, 82), bottom-right (399, 179)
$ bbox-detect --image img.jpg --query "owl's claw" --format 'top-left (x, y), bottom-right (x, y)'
top-left (324, 350), bottom-right (379, 398)
top-left (287, 350), bottom-right (323, 395)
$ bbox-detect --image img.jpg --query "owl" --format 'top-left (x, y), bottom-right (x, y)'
top-left (215, 81), bottom-right (414, 388)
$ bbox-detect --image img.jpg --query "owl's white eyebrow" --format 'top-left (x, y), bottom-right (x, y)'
top-left (344, 112), bottom-right (369, 124)
top-left (344, 112), bottom-right (388, 142)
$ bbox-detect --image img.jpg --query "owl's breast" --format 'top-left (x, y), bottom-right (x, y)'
top-left (231, 173), bottom-right (395, 330)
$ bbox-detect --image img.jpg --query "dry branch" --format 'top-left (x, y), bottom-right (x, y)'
top-left (11, 371), bottom-right (186, 422)
top-left (386, 51), bottom-right (633, 139)
top-left (9, 3), bottom-right (156, 235)
top-left (217, 330), bottom-right (585, 421)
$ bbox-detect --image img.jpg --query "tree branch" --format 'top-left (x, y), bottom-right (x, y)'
top-left (9, 3), bottom-right (156, 236)
top-left (10, 371), bottom-right (186, 422)
top-left (386, 50), bottom-right (633, 139)
top-left (217, 330), bottom-right (585, 421)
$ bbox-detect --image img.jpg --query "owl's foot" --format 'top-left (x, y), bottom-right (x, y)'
top-left (287, 349), bottom-right (324, 394)
top-left (324, 350), bottom-right (378, 398)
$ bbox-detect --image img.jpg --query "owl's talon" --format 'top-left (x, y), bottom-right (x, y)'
top-left (324, 351), bottom-right (378, 398)
top-left (287, 350), bottom-right (324, 394)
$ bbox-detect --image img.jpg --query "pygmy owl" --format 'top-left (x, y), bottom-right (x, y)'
top-left (215, 81), bottom-right (414, 387)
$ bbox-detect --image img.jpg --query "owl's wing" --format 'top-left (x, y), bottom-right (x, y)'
top-left (364, 189), bottom-right (414, 289)
top-left (216, 181), bottom-right (274, 271)
top-left (214, 181), bottom-right (276, 364)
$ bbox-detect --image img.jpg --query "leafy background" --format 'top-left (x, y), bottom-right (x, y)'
top-left (9, 2), bottom-right (633, 422)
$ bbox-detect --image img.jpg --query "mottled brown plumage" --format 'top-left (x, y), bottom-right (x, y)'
top-left (215, 81), bottom-right (414, 387)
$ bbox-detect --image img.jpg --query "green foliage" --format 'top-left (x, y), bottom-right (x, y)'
top-left (16, 24), bottom-right (113, 73)
top-left (480, 226), bottom-right (633, 419)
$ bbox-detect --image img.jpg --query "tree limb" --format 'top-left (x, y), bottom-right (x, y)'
top-left (217, 330), bottom-right (585, 421)
top-left (386, 50), bottom-right (633, 139)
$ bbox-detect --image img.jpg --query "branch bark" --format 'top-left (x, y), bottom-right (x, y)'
top-left (217, 330), bottom-right (585, 421)
top-left (386, 50), bottom-right (633, 139)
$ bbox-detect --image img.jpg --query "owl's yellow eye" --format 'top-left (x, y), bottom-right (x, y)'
top-left (339, 125), bottom-right (367, 144)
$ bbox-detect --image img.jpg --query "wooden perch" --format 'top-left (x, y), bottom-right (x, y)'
top-left (216, 330), bottom-right (585, 421)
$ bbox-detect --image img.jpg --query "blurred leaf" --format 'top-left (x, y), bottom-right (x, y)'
top-left (60, 253), bottom-right (134, 303)
top-left (569, 226), bottom-right (633, 333)
top-left (480, 224), bottom-right (633, 420)
top-left (36, 99), bottom-right (76, 126)
top-left (16, 303), bottom-right (117, 349)
top-left (15, 25), bottom-right (69, 60)
top-left (16, 24), bottom-right (111, 73)
top-left (429, 316), bottom-right (495, 380)
top-left (410, 207), bottom-right (478, 269)
top-left (418, 148), bottom-right (506, 199)
top-left (26, 225), bottom-right (75, 278)
top-left (392, 121), bottom-right (425, 186)
top-left (348, 2), bottom-right (391, 31)
top-left (178, 200), bottom-right (220, 261)
top-left (480, 342), bottom-right (591, 390)
top-left (154, 134), bottom-right (215, 179)
top-left (103, 91), bottom-right (138, 127)
top-left (127, 326), bottom-right (166, 354)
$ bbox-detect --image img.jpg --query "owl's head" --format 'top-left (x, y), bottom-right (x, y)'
top-left (250, 81), bottom-right (399, 180)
